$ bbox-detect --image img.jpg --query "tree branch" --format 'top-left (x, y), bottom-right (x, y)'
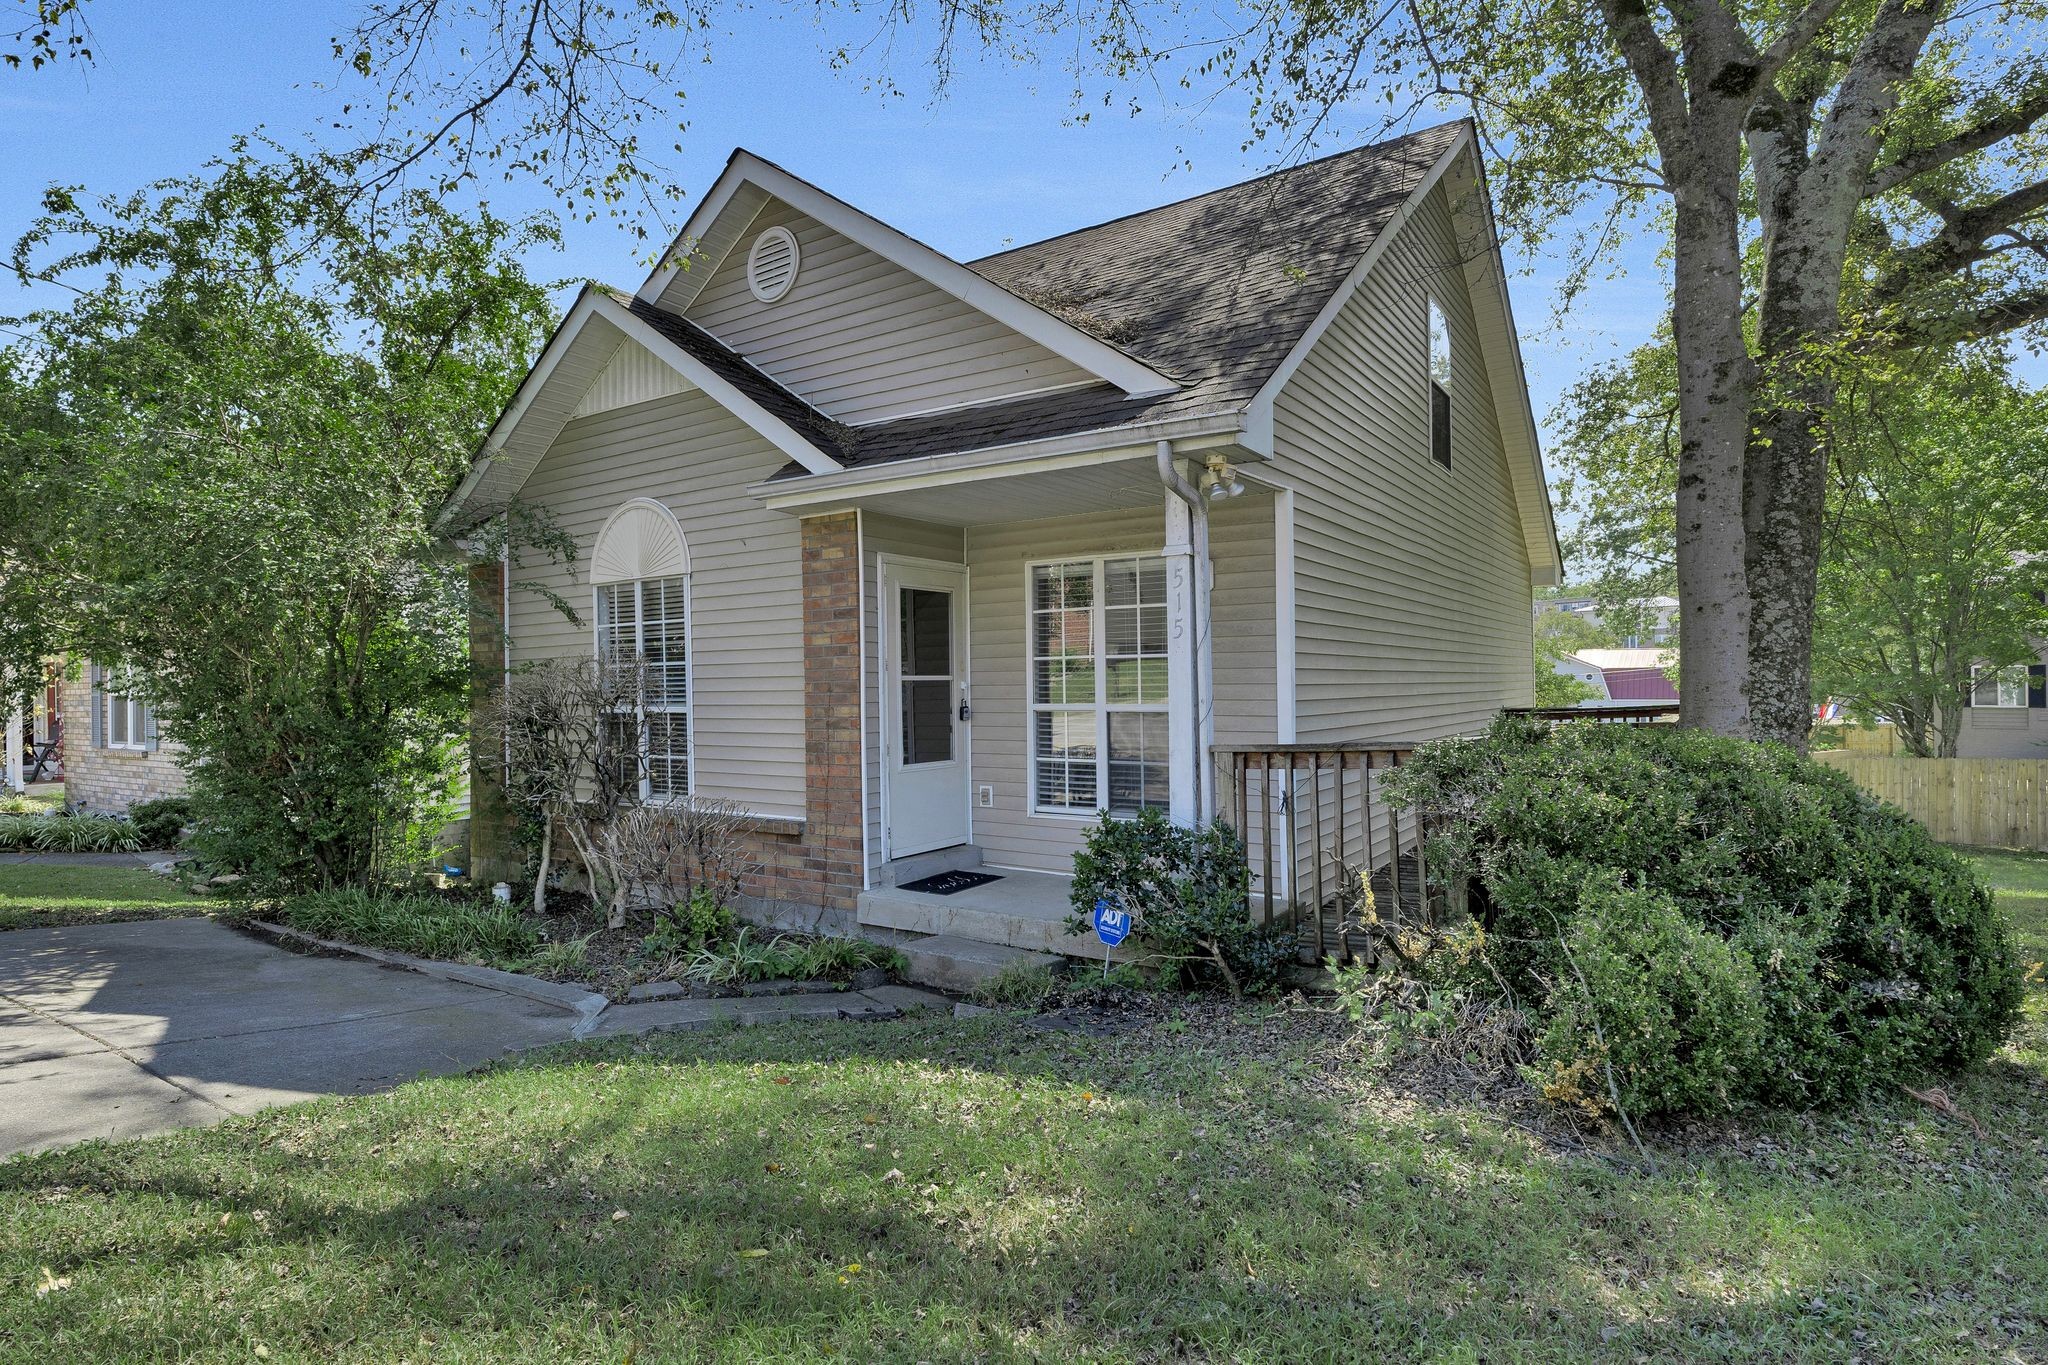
top-left (1867, 81), bottom-right (2048, 197)
top-left (1594, 0), bottom-right (1698, 177)
top-left (1758, 0), bottom-right (1854, 77)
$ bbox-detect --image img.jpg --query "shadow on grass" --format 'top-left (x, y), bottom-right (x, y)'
top-left (6, 1009), bottom-right (2046, 1361)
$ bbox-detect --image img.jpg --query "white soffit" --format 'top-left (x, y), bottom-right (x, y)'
top-left (571, 338), bottom-right (691, 419)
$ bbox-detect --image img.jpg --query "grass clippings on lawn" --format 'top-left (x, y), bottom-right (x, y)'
top-left (0, 864), bottom-right (204, 932)
top-left (0, 851), bottom-right (2042, 1362)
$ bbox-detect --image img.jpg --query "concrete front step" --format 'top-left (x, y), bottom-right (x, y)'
top-left (881, 843), bottom-right (983, 886)
top-left (897, 934), bottom-right (1062, 994)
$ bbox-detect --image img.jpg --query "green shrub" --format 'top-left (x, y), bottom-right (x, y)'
top-left (1535, 875), bottom-right (1767, 1117)
top-left (527, 933), bottom-right (593, 977)
top-left (127, 797), bottom-right (192, 849)
top-left (972, 962), bottom-right (1059, 1008)
top-left (675, 927), bottom-right (900, 986)
top-left (678, 927), bottom-right (805, 986)
top-left (270, 889), bottom-right (539, 967)
top-left (793, 935), bottom-right (903, 980)
top-left (651, 887), bottom-right (734, 953)
top-left (0, 812), bottom-right (143, 853)
top-left (1385, 716), bottom-right (2026, 1113)
top-left (1067, 808), bottom-right (1293, 996)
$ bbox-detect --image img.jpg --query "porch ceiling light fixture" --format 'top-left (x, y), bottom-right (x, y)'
top-left (1200, 455), bottom-right (1245, 500)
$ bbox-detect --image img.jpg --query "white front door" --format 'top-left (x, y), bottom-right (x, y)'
top-left (881, 558), bottom-right (970, 858)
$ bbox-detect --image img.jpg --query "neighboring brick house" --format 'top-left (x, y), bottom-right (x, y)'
top-left (58, 661), bottom-right (185, 813)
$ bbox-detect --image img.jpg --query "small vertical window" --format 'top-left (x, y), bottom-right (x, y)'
top-left (102, 684), bottom-right (147, 751)
top-left (1428, 297), bottom-right (1453, 470)
top-left (596, 575), bottom-right (692, 799)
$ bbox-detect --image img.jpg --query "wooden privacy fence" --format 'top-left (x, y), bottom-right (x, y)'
top-left (1814, 753), bottom-right (2048, 851)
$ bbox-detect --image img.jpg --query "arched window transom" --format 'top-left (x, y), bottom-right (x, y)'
top-left (592, 499), bottom-right (692, 800)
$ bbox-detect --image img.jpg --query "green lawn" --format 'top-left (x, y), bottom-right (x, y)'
top-left (2, 858), bottom-right (2044, 1361)
top-left (0, 863), bottom-right (204, 931)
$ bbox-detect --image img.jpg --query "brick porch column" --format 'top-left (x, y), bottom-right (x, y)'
top-left (466, 556), bottom-right (522, 884)
top-left (797, 512), bottom-right (865, 920)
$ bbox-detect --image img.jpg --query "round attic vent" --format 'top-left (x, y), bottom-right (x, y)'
top-left (746, 225), bottom-right (800, 303)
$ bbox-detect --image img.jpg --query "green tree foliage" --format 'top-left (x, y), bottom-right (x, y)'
top-left (1533, 601), bottom-right (1618, 707)
top-left (1385, 717), bottom-right (2025, 1114)
top-left (0, 149), bottom-right (557, 887)
top-left (1814, 362), bottom-right (2048, 755)
top-left (1559, 345), bottom-right (2048, 751)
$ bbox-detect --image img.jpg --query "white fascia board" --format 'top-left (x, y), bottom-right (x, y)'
top-left (749, 411), bottom-right (1248, 511)
top-left (632, 153), bottom-right (755, 312)
top-left (435, 285), bottom-right (843, 533)
top-left (589, 293), bottom-right (842, 475)
top-left (638, 151), bottom-right (1180, 401)
top-left (1445, 150), bottom-right (1563, 585)
top-left (434, 284), bottom-right (606, 533)
top-left (1242, 127), bottom-right (1470, 447)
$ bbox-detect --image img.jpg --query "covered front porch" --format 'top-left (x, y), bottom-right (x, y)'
top-left (758, 426), bottom-right (1282, 958)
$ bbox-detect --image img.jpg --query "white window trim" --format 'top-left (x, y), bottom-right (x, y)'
top-left (1025, 553), bottom-right (1172, 820)
top-left (592, 576), bottom-right (697, 803)
top-left (1426, 294), bottom-right (1453, 473)
top-left (1970, 662), bottom-right (2029, 709)
top-left (102, 687), bottom-right (148, 752)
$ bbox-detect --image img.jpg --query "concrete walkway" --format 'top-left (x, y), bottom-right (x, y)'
top-left (0, 918), bottom-right (948, 1157)
top-left (0, 850), bottom-right (166, 868)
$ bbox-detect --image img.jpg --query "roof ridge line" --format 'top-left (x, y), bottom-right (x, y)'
top-left (964, 119), bottom-right (1464, 268)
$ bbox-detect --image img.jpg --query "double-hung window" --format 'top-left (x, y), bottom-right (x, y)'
top-left (1427, 297), bottom-right (1453, 470)
top-left (1030, 556), bottom-right (1170, 817)
top-left (1970, 663), bottom-right (2029, 708)
top-left (103, 689), bottom-right (147, 750)
top-left (596, 576), bottom-right (691, 800)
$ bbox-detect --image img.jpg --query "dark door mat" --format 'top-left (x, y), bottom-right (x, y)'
top-left (896, 870), bottom-right (1004, 896)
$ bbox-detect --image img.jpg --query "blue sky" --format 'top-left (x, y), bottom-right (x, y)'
top-left (0, 1), bottom-right (1671, 447)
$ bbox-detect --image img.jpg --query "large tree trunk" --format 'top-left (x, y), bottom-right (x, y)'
top-left (1669, 175), bottom-right (1757, 735)
top-left (1743, 396), bottom-right (1834, 749)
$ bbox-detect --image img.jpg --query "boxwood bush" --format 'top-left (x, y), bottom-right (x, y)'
top-left (1384, 716), bottom-right (2024, 1115)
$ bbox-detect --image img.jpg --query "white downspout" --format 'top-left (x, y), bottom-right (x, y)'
top-left (1157, 439), bottom-right (1214, 823)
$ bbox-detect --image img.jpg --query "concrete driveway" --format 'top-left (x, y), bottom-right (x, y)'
top-left (0, 917), bottom-right (582, 1157)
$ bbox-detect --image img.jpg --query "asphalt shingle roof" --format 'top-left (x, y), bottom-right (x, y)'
top-left (646, 120), bottom-right (1464, 479)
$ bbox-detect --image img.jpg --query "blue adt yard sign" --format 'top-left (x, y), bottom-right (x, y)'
top-left (1092, 898), bottom-right (1132, 947)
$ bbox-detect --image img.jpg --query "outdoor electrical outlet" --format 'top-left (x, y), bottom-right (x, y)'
top-left (978, 785), bottom-right (994, 807)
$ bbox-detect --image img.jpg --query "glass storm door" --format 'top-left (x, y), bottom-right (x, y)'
top-left (882, 559), bottom-right (970, 857)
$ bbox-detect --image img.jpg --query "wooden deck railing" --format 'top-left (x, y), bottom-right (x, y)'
top-left (1503, 703), bottom-right (1681, 725)
top-left (1213, 743), bottom-right (1429, 964)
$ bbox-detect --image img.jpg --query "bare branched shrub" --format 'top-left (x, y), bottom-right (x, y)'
top-left (483, 655), bottom-right (646, 924)
top-left (604, 795), bottom-right (754, 928)
top-left (484, 657), bottom-right (756, 931)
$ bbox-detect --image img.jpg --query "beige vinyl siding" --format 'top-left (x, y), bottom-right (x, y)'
top-left (965, 496), bottom-right (1276, 874)
top-left (504, 383), bottom-right (807, 819)
top-left (1273, 181), bottom-right (1534, 747)
top-left (862, 512), bottom-right (967, 877)
top-left (685, 198), bottom-right (1100, 426)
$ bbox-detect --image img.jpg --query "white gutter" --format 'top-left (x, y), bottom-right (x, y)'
top-left (752, 411), bottom-right (1251, 511)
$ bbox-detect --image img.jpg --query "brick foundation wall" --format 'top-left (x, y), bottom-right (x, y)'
top-left (57, 673), bottom-right (186, 814)
top-left (730, 511), bottom-right (865, 932)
